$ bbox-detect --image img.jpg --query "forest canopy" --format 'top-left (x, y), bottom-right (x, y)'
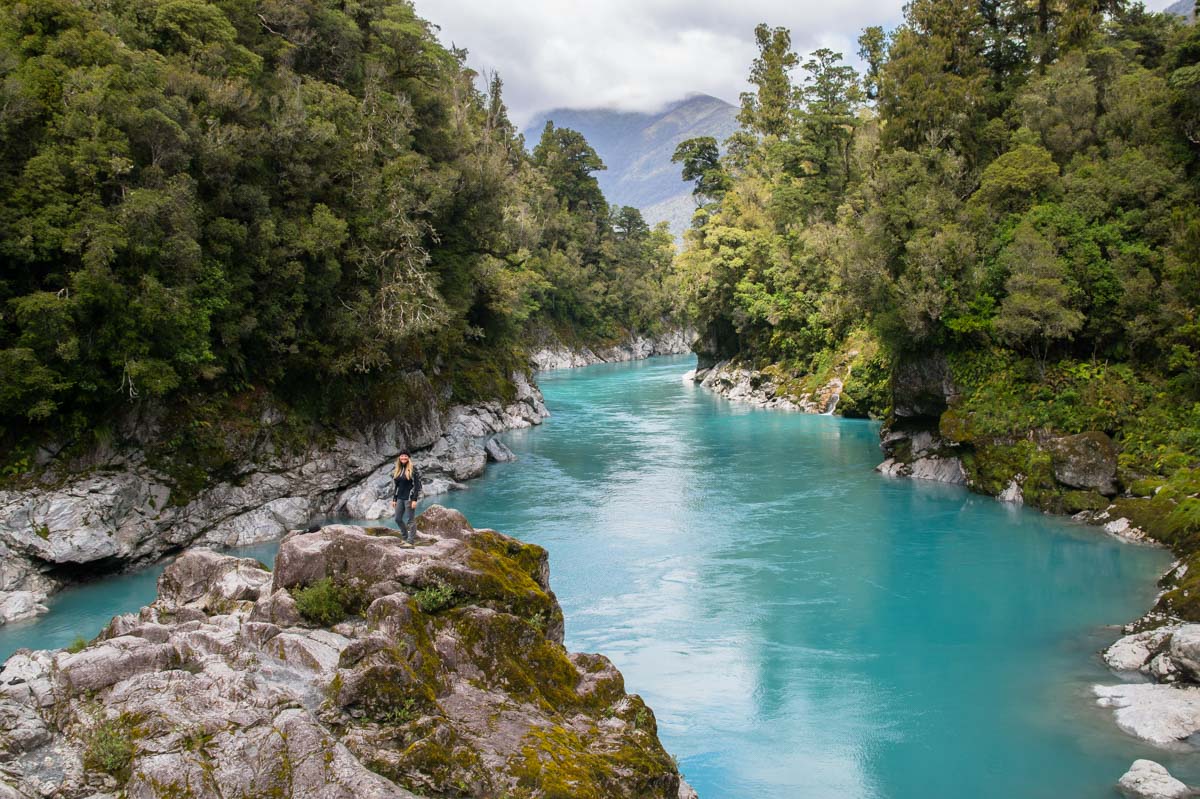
top-left (0, 0), bottom-right (680, 461)
top-left (674, 2), bottom-right (1200, 477)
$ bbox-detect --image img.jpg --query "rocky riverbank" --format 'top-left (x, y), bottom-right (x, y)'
top-left (693, 347), bottom-right (1200, 792)
top-left (529, 328), bottom-right (695, 371)
top-left (688, 331), bottom-right (888, 418)
top-left (860, 354), bottom-right (1200, 788)
top-left (691, 360), bottom-right (843, 413)
top-left (0, 373), bottom-right (548, 627)
top-left (0, 506), bottom-right (696, 798)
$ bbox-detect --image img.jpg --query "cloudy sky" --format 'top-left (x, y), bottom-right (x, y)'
top-left (410, 0), bottom-right (1181, 127)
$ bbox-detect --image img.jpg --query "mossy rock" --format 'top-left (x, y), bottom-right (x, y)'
top-left (366, 718), bottom-right (494, 796)
top-left (443, 607), bottom-right (581, 711)
top-left (962, 440), bottom-right (1057, 505)
top-left (507, 723), bottom-right (681, 799)
top-left (1127, 478), bottom-right (1166, 498)
top-left (1157, 551), bottom-right (1200, 621)
top-left (1061, 490), bottom-right (1109, 514)
top-left (938, 408), bottom-right (975, 444)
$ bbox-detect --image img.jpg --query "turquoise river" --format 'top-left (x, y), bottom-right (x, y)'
top-left (0, 354), bottom-right (1193, 797)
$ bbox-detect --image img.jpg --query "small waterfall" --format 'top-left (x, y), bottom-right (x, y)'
top-left (823, 393), bottom-right (840, 415)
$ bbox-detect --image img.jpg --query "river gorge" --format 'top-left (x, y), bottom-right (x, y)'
top-left (0, 355), bottom-right (1189, 798)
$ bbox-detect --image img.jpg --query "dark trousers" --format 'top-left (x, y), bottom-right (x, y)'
top-left (395, 501), bottom-right (417, 542)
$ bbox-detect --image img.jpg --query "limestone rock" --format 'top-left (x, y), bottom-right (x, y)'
top-left (1118, 759), bottom-right (1193, 799)
top-left (0, 591), bottom-right (48, 625)
top-left (0, 507), bottom-right (688, 799)
top-left (484, 437), bottom-right (516, 463)
top-left (874, 425), bottom-right (966, 486)
top-left (1105, 626), bottom-right (1179, 673)
top-left (529, 328), bottom-right (695, 371)
top-left (695, 360), bottom-right (841, 413)
top-left (158, 548), bottom-right (271, 612)
top-left (1169, 626), bottom-right (1200, 681)
top-left (1104, 516), bottom-right (1152, 543)
top-left (1047, 431), bottom-right (1119, 496)
top-left (908, 455), bottom-right (967, 485)
top-left (1094, 683), bottom-right (1200, 746)
top-left (998, 479), bottom-right (1024, 504)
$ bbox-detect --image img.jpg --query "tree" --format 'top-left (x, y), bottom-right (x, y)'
top-left (857, 26), bottom-right (887, 101)
top-left (738, 24), bottom-right (799, 138)
top-left (531, 122), bottom-right (607, 216)
top-left (610, 206), bottom-right (650, 241)
top-left (878, 0), bottom-right (991, 160)
top-left (993, 223), bottom-right (1084, 372)
top-left (671, 137), bottom-right (730, 205)
top-left (794, 49), bottom-right (862, 217)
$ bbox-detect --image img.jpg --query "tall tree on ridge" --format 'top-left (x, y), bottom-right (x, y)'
top-left (738, 23), bottom-right (800, 139)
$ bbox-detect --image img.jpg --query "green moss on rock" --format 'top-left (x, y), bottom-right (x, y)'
top-left (508, 723), bottom-right (680, 799)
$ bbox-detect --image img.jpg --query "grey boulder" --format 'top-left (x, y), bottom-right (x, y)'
top-left (1046, 431), bottom-right (1119, 496)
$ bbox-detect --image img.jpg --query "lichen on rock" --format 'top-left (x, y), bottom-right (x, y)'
top-left (0, 506), bottom-right (693, 799)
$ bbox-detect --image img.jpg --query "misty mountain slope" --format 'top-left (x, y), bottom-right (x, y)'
top-left (1167, 0), bottom-right (1195, 19)
top-left (524, 94), bottom-right (739, 235)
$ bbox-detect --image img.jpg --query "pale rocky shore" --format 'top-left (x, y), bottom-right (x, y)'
top-left (0, 372), bottom-right (548, 627)
top-left (0, 507), bottom-right (696, 799)
top-left (1099, 622), bottom-right (1200, 797)
top-left (690, 360), bottom-right (843, 414)
top-left (529, 328), bottom-right (695, 371)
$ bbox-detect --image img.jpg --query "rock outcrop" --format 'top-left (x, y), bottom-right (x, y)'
top-left (1098, 622), bottom-right (1200, 749)
top-left (529, 328), bottom-right (695, 371)
top-left (1046, 431), bottom-right (1119, 496)
top-left (875, 426), bottom-right (967, 486)
top-left (890, 353), bottom-right (958, 420)
top-left (0, 373), bottom-right (549, 625)
top-left (1118, 760), bottom-right (1194, 799)
top-left (0, 507), bottom-right (695, 799)
top-left (691, 361), bottom-right (842, 414)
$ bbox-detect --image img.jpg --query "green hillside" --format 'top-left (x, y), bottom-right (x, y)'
top-left (0, 0), bottom-right (680, 479)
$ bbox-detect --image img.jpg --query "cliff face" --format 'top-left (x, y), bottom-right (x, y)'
top-left (0, 506), bottom-right (696, 799)
top-left (0, 373), bottom-right (549, 625)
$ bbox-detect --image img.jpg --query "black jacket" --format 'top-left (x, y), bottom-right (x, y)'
top-left (392, 464), bottom-right (423, 503)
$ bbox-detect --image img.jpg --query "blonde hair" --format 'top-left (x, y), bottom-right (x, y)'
top-left (393, 455), bottom-right (413, 480)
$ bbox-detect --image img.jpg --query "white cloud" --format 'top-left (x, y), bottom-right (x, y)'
top-left (410, 0), bottom-right (907, 125)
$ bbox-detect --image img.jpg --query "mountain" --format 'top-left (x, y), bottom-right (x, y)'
top-left (523, 94), bottom-right (740, 237)
top-left (1166, 0), bottom-right (1195, 18)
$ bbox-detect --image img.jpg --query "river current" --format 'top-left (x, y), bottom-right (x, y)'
top-left (0, 354), bottom-right (1188, 797)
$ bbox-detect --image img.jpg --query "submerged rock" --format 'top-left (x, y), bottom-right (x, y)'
top-left (1118, 759), bottom-right (1193, 799)
top-left (0, 506), bottom-right (693, 799)
top-left (484, 438), bottom-right (516, 463)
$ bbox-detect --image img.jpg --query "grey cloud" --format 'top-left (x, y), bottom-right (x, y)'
top-left (412, 0), bottom-right (906, 125)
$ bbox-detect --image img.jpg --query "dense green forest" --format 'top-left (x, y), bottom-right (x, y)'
top-left (0, 0), bottom-right (679, 474)
top-left (675, 1), bottom-right (1200, 608)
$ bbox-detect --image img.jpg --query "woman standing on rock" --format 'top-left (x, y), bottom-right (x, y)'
top-left (390, 451), bottom-right (422, 546)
